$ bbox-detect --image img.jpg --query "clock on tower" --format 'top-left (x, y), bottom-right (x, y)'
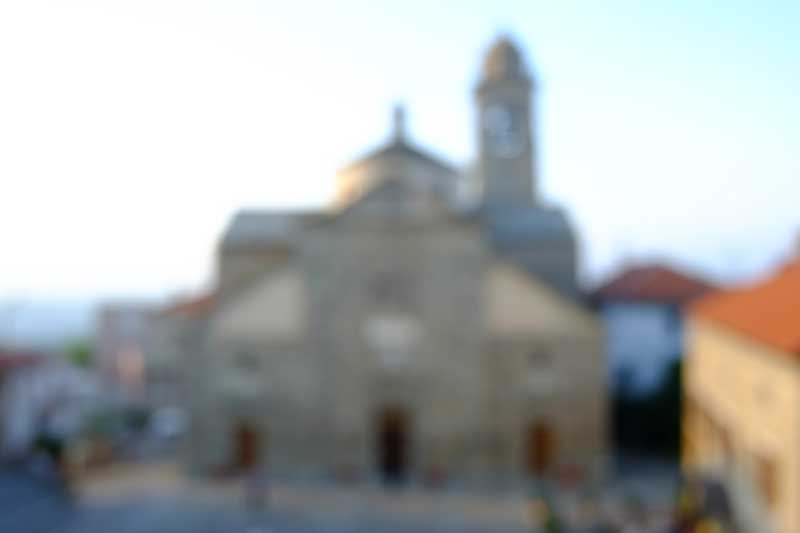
top-left (483, 103), bottom-right (523, 158)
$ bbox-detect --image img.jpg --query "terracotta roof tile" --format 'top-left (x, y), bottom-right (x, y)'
top-left (691, 259), bottom-right (800, 354)
top-left (0, 348), bottom-right (42, 371)
top-left (594, 264), bottom-right (715, 304)
top-left (160, 293), bottom-right (215, 318)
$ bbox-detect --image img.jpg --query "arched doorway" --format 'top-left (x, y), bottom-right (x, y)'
top-left (377, 408), bottom-right (409, 483)
top-left (525, 420), bottom-right (555, 476)
top-left (232, 423), bottom-right (263, 472)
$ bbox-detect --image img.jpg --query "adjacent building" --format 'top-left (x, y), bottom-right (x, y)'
top-left (683, 258), bottom-right (800, 533)
top-left (146, 294), bottom-right (214, 408)
top-left (179, 36), bottom-right (608, 484)
top-left (95, 303), bottom-right (154, 401)
top-left (0, 348), bottom-right (100, 460)
top-left (592, 264), bottom-right (714, 395)
top-left (0, 347), bottom-right (41, 459)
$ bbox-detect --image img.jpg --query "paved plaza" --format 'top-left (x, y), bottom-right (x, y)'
top-left (0, 462), bottom-right (679, 532)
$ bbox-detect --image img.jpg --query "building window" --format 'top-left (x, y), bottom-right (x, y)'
top-left (754, 382), bottom-right (772, 406)
top-left (234, 352), bottom-right (259, 372)
top-left (363, 313), bottom-right (423, 370)
top-left (527, 349), bottom-right (556, 392)
top-left (370, 273), bottom-right (414, 308)
top-left (528, 349), bottom-right (551, 368)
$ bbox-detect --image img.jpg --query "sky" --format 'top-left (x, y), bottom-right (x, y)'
top-left (0, 1), bottom-right (799, 341)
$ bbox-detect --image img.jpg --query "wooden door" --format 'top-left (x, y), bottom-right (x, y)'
top-left (525, 421), bottom-right (555, 475)
top-left (378, 408), bottom-right (408, 483)
top-left (233, 423), bottom-right (261, 472)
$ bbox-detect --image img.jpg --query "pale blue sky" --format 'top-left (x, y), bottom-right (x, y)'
top-left (0, 0), bottom-right (798, 308)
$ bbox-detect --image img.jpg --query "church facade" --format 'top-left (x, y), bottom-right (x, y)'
top-left (181, 37), bottom-right (607, 484)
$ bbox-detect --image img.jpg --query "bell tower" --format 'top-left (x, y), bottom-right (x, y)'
top-left (476, 36), bottom-right (537, 206)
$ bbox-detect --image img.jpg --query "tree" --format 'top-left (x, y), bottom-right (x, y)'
top-left (66, 341), bottom-right (93, 368)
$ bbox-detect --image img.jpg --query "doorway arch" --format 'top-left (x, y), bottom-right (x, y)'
top-left (231, 422), bottom-right (263, 473)
top-left (525, 420), bottom-right (555, 476)
top-left (376, 407), bottom-right (409, 483)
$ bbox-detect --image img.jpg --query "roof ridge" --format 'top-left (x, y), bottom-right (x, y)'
top-left (691, 259), bottom-right (800, 354)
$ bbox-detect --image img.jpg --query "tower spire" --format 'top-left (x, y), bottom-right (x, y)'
top-left (392, 103), bottom-right (407, 143)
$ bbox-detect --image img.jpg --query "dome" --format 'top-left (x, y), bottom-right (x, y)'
top-left (482, 36), bottom-right (528, 82)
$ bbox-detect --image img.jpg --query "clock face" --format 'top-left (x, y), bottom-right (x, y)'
top-left (483, 104), bottom-right (523, 158)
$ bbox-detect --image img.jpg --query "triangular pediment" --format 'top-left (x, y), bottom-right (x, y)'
top-left (334, 175), bottom-right (455, 223)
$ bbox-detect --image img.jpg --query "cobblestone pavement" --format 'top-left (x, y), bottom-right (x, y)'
top-left (0, 464), bottom-right (531, 533)
top-left (0, 462), bottom-right (679, 532)
top-left (0, 468), bottom-right (73, 533)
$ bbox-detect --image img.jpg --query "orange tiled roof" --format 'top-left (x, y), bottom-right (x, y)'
top-left (160, 293), bottom-right (215, 318)
top-left (594, 264), bottom-right (715, 305)
top-left (0, 348), bottom-right (42, 371)
top-left (691, 259), bottom-right (800, 354)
